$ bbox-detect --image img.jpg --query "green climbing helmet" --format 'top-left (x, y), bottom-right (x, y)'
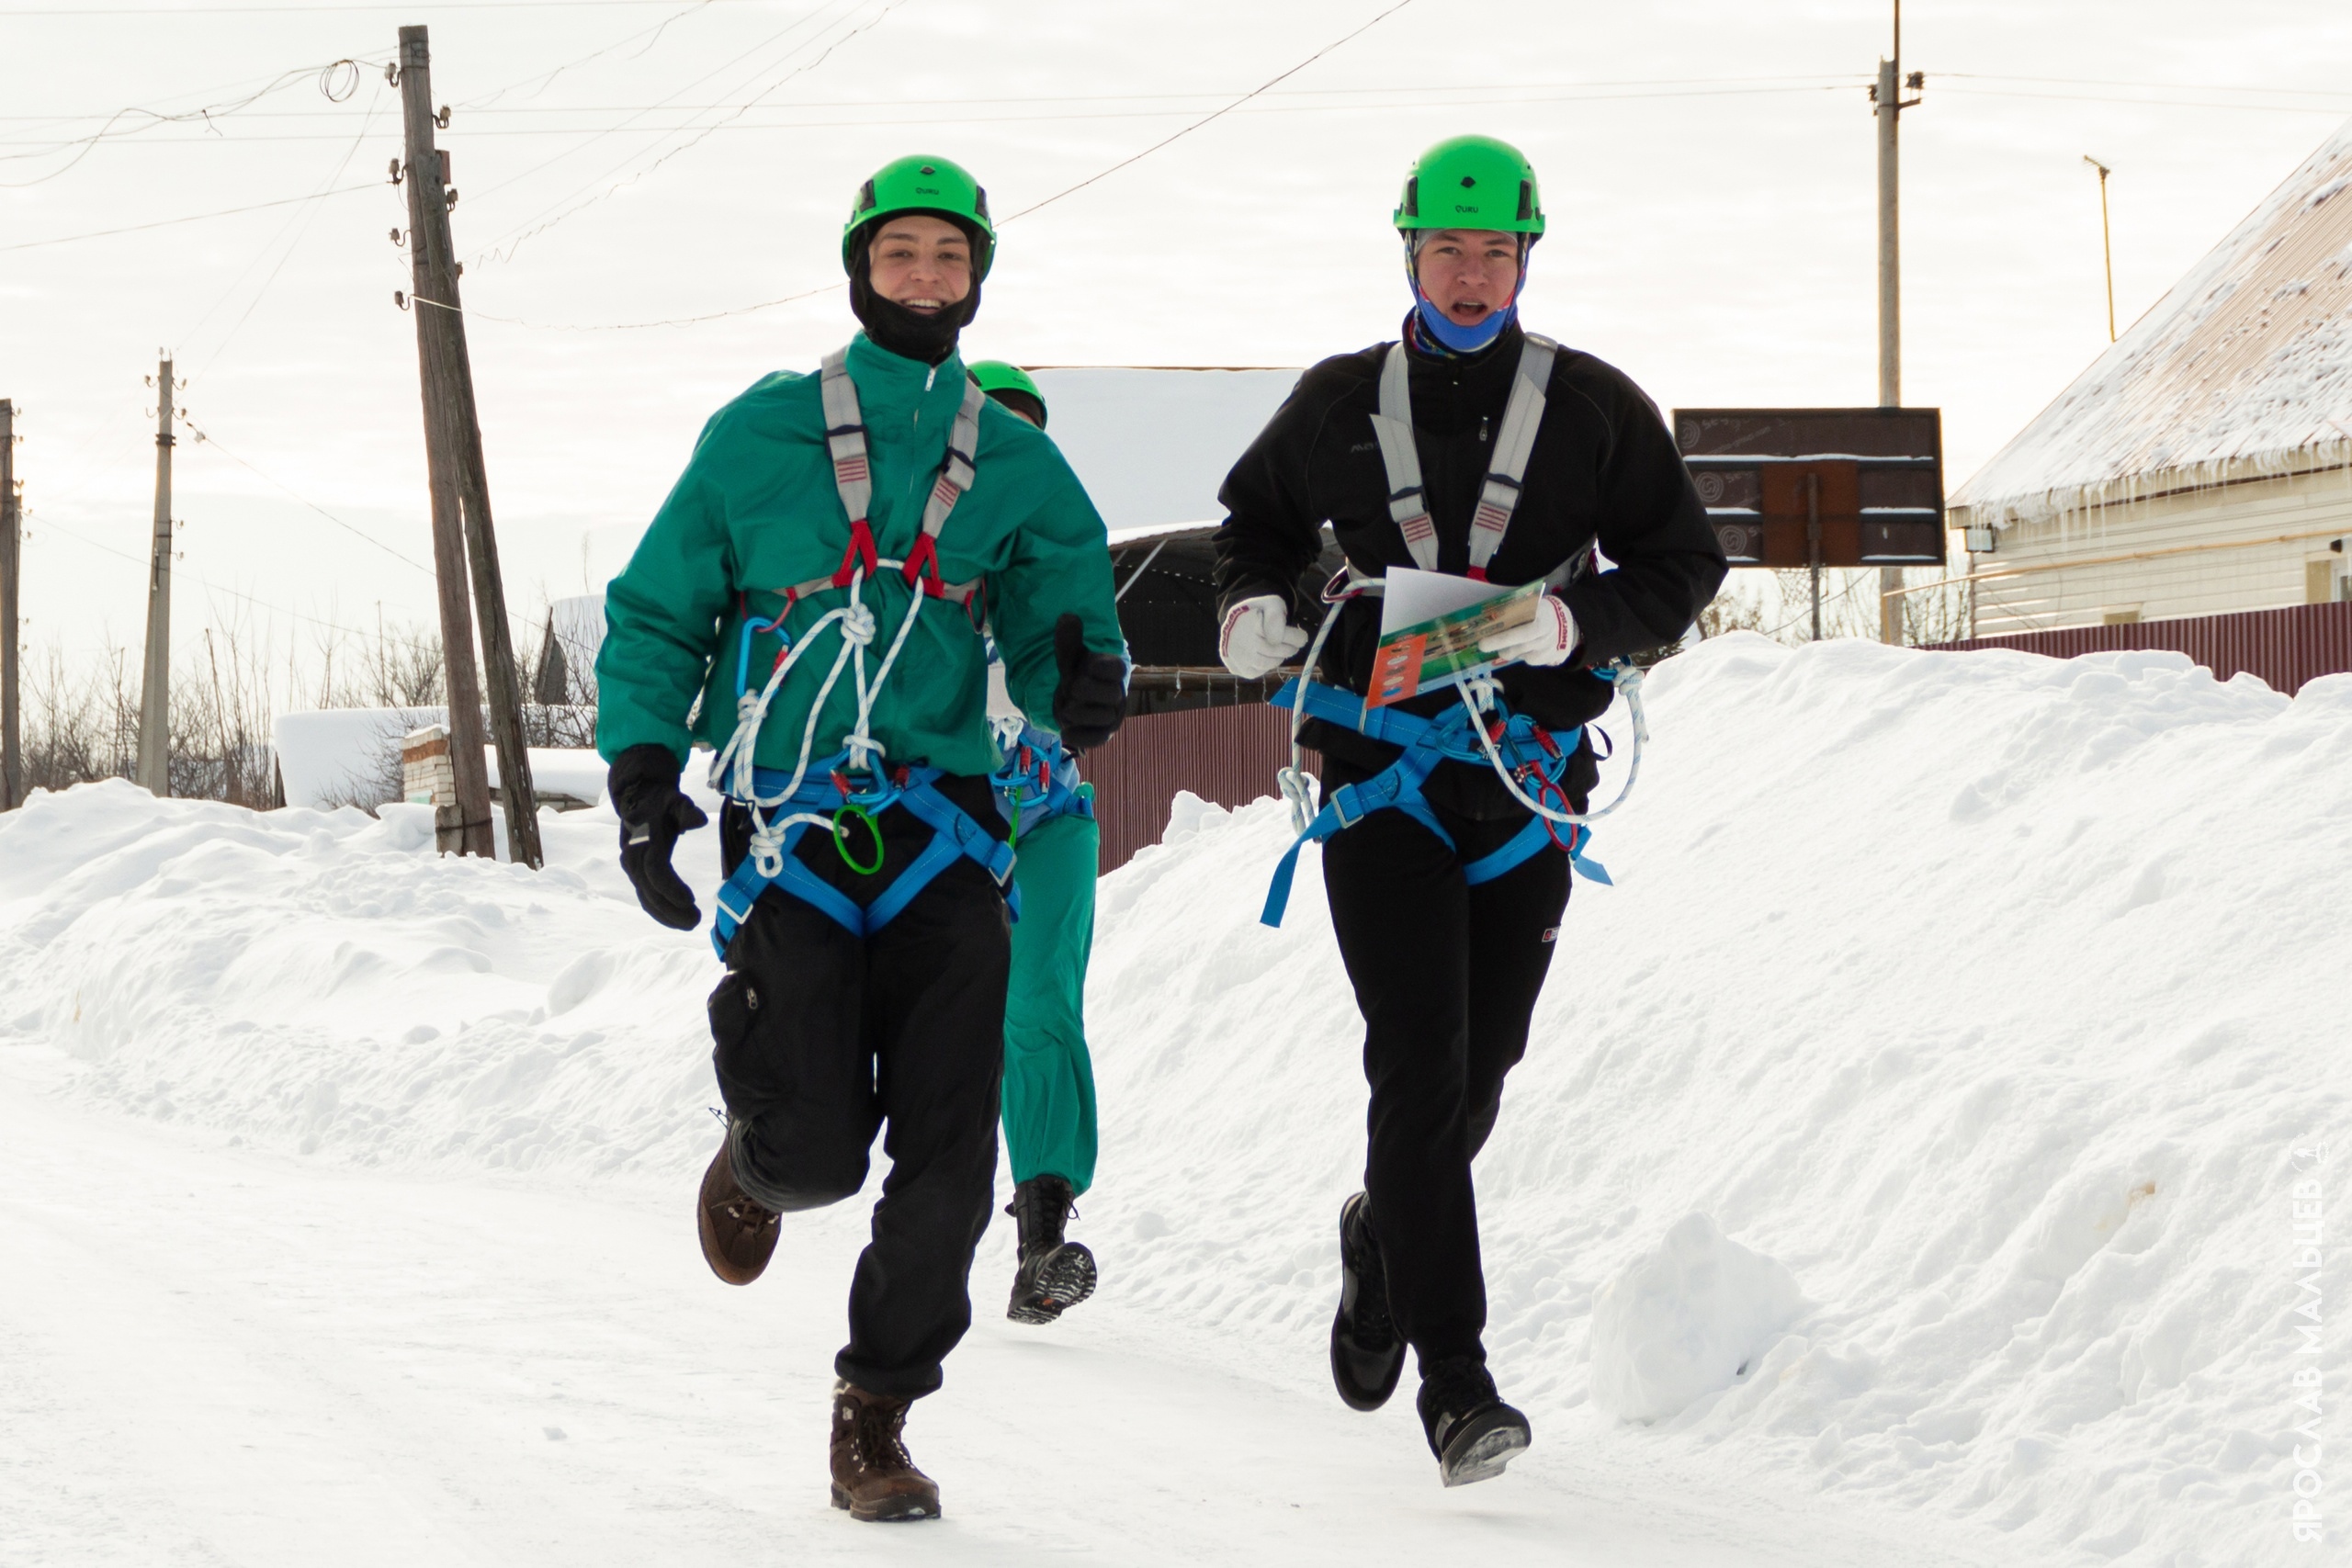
top-left (842, 153), bottom-right (997, 279)
top-left (1392, 134), bottom-right (1545, 237)
top-left (967, 360), bottom-right (1046, 428)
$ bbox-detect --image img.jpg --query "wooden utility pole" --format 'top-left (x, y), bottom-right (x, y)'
top-left (397, 25), bottom-right (541, 865)
top-left (1873, 4), bottom-right (1922, 645)
top-left (136, 355), bottom-right (178, 795)
top-left (1, 398), bottom-right (19, 810)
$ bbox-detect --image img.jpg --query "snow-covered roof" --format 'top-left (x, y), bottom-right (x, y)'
top-left (1029, 367), bottom-right (1298, 529)
top-left (1954, 118), bottom-right (2352, 526)
top-left (1105, 519), bottom-right (1217, 549)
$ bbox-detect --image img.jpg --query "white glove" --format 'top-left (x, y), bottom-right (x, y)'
top-left (1477, 592), bottom-right (1579, 668)
top-left (1218, 594), bottom-right (1309, 679)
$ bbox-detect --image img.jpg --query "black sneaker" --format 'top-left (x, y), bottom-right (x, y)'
top-left (1417, 1355), bottom-right (1531, 1487)
top-left (1330, 1192), bottom-right (1406, 1411)
top-left (1005, 1175), bottom-right (1098, 1325)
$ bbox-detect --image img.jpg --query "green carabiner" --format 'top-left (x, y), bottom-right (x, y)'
top-left (833, 802), bottom-right (885, 875)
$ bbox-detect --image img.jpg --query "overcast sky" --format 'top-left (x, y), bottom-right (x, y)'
top-left (6, 0), bottom-right (2352, 673)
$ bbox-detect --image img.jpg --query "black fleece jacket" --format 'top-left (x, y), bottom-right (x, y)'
top-left (1214, 317), bottom-right (1727, 817)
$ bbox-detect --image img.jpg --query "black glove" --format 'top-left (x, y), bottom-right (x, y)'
top-left (1051, 613), bottom-right (1128, 750)
top-left (607, 743), bottom-right (709, 931)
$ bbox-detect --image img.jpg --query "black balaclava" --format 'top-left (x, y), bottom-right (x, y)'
top-left (847, 214), bottom-right (986, 365)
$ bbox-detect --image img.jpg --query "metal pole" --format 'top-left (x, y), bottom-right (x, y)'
top-left (1808, 470), bottom-right (1823, 643)
top-left (2085, 156), bottom-right (2116, 342)
top-left (136, 355), bottom-right (175, 795)
top-left (1875, 41), bottom-right (1905, 645)
top-left (397, 25), bottom-right (541, 868)
top-left (0, 398), bottom-right (19, 809)
top-left (398, 28), bottom-right (497, 858)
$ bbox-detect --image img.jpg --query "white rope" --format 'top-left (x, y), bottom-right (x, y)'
top-left (1455, 661), bottom-right (1648, 827)
top-left (707, 563), bottom-right (931, 879)
top-left (1275, 605), bottom-right (1345, 835)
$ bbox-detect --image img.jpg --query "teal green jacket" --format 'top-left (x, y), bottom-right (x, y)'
top-left (596, 335), bottom-right (1121, 779)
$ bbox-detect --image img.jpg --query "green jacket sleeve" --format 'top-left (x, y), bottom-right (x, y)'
top-left (988, 457), bottom-right (1123, 736)
top-left (595, 414), bottom-right (739, 768)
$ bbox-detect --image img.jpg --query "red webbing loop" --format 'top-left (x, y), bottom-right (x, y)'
top-left (830, 520), bottom-right (880, 589)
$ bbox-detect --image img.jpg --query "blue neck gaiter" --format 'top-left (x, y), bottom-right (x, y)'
top-left (1413, 295), bottom-right (1515, 354)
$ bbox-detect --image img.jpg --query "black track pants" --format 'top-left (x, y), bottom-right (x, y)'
top-left (709, 784), bottom-right (1011, 1398)
top-left (1319, 758), bottom-right (1572, 1373)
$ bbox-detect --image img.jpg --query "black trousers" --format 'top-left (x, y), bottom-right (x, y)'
top-left (709, 782), bottom-right (1011, 1398)
top-left (1319, 757), bottom-right (1574, 1373)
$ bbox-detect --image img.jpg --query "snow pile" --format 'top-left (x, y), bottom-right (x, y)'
top-left (1586, 1213), bottom-right (1805, 1422)
top-left (3, 634), bottom-right (2347, 1567)
top-left (1953, 117), bottom-right (2352, 525)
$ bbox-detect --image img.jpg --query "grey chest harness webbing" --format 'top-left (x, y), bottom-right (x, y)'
top-left (1366, 331), bottom-right (1560, 581)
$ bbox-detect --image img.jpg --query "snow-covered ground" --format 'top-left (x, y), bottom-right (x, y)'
top-left (2, 634), bottom-right (2346, 1566)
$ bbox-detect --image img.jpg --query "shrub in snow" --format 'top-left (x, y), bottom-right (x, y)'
top-left (1586, 1213), bottom-right (1804, 1422)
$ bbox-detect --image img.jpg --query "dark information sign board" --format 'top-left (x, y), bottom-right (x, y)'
top-left (1672, 407), bottom-right (1945, 567)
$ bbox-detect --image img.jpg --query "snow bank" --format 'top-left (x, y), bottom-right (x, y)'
top-left (3, 634), bottom-right (2346, 1567)
top-left (1587, 1213), bottom-right (1805, 1422)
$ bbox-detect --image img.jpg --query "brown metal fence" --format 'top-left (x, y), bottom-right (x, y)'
top-left (1078, 702), bottom-right (1308, 873)
top-left (1928, 601), bottom-right (2352, 695)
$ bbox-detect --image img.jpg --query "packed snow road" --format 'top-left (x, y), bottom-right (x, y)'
top-left (3, 634), bottom-right (2346, 1566)
top-left (0, 1054), bottom-right (1964, 1567)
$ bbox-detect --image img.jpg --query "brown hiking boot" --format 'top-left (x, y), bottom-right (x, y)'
top-left (695, 1133), bottom-right (779, 1286)
top-left (828, 1381), bottom-right (941, 1522)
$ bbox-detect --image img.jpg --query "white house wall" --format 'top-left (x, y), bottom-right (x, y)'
top-left (1971, 464), bottom-right (2352, 634)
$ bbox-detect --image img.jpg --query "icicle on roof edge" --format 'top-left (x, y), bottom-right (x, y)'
top-left (1952, 116), bottom-right (2352, 529)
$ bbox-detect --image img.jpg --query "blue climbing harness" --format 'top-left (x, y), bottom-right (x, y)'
top-left (1260, 678), bottom-right (1611, 929)
top-left (709, 757), bottom-right (1020, 956)
top-left (990, 722), bottom-right (1093, 845)
top-left (705, 344), bottom-right (1012, 958)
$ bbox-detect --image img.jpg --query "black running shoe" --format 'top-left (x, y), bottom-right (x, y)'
top-left (1418, 1355), bottom-right (1531, 1488)
top-left (1330, 1192), bottom-right (1406, 1411)
top-left (1006, 1175), bottom-right (1098, 1325)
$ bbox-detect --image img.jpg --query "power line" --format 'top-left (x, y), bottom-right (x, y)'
top-left (0, 84), bottom-right (1869, 145)
top-left (183, 88), bottom-right (390, 379)
top-left (23, 507), bottom-right (389, 643)
top-left (455, 0), bottom-right (726, 111)
top-left (0, 55), bottom-right (382, 183)
top-left (1002, 0), bottom-right (1421, 223)
top-left (414, 278), bottom-right (839, 331)
top-left (0, 182), bottom-right (379, 253)
top-left (1936, 85), bottom-right (2352, 116)
top-left (466, 0), bottom-right (902, 267)
top-left (0, 1), bottom-right (764, 11)
top-left (181, 420), bottom-right (435, 575)
top-left (1937, 71), bottom-right (2352, 97)
top-left (2, 74), bottom-right (1873, 121)
top-left (441, 0), bottom-right (1433, 327)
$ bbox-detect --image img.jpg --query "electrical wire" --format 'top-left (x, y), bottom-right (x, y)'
top-left (455, 0), bottom-right (724, 111)
top-left (0, 183), bottom-right (379, 253)
top-left (0, 55), bottom-right (384, 184)
top-left (3, 74), bottom-right (1872, 123)
top-left (435, 0), bottom-right (839, 225)
top-left (0, 0), bottom-right (765, 11)
top-left (412, 279), bottom-right (840, 331)
top-left (464, 0), bottom-right (901, 268)
top-left (22, 506), bottom-right (397, 645)
top-left (0, 84), bottom-right (1870, 144)
top-left (435, 0), bottom-right (1442, 328)
top-left (183, 86), bottom-right (389, 379)
top-left (1935, 85), bottom-right (2352, 116)
top-left (1001, 0), bottom-right (1420, 223)
top-left (180, 420), bottom-right (435, 576)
